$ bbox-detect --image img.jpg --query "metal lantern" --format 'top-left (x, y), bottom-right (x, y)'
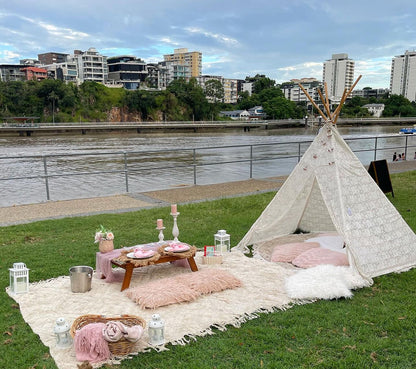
top-left (54, 317), bottom-right (72, 349)
top-left (148, 314), bottom-right (165, 346)
top-left (214, 229), bottom-right (230, 254)
top-left (9, 262), bottom-right (29, 294)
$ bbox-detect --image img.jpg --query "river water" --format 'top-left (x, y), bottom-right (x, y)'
top-left (0, 125), bottom-right (411, 207)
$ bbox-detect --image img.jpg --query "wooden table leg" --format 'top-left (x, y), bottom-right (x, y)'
top-left (120, 263), bottom-right (134, 291)
top-left (187, 256), bottom-right (198, 272)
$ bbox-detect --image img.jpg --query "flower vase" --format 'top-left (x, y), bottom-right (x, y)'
top-left (99, 240), bottom-right (114, 253)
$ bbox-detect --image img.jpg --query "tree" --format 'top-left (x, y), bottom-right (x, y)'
top-left (245, 74), bottom-right (276, 94)
top-left (167, 78), bottom-right (210, 121)
top-left (204, 79), bottom-right (224, 104)
top-left (262, 96), bottom-right (301, 119)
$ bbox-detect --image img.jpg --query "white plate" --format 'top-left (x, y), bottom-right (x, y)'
top-left (126, 251), bottom-right (155, 259)
top-left (164, 245), bottom-right (190, 253)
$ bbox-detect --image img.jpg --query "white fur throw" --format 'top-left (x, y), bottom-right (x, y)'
top-left (125, 269), bottom-right (242, 309)
top-left (285, 265), bottom-right (371, 301)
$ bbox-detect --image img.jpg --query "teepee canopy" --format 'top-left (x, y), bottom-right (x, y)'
top-left (235, 76), bottom-right (416, 279)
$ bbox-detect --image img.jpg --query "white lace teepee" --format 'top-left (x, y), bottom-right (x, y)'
top-left (235, 76), bottom-right (416, 279)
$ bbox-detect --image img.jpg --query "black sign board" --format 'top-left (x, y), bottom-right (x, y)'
top-left (368, 159), bottom-right (394, 197)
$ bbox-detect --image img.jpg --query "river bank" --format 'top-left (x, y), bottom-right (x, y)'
top-left (1, 160), bottom-right (415, 227)
top-left (1, 117), bottom-right (415, 137)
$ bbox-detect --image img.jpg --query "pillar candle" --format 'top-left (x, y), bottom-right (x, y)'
top-left (171, 204), bottom-right (177, 214)
top-left (157, 219), bottom-right (163, 228)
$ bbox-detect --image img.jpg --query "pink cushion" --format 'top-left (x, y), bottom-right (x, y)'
top-left (292, 248), bottom-right (349, 268)
top-left (270, 242), bottom-right (320, 262)
top-left (125, 279), bottom-right (201, 309)
top-left (125, 269), bottom-right (242, 309)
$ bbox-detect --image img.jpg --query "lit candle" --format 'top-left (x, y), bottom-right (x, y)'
top-left (157, 219), bottom-right (163, 228)
top-left (171, 204), bottom-right (177, 214)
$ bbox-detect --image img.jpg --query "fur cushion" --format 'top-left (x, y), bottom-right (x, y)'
top-left (125, 278), bottom-right (201, 309)
top-left (285, 265), bottom-right (353, 300)
top-left (175, 269), bottom-right (242, 295)
top-left (125, 269), bottom-right (242, 309)
top-left (285, 265), bottom-right (371, 300)
top-left (270, 242), bottom-right (320, 262)
top-left (292, 247), bottom-right (349, 268)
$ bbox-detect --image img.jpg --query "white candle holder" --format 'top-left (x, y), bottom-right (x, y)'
top-left (171, 212), bottom-right (180, 242)
top-left (157, 226), bottom-right (165, 243)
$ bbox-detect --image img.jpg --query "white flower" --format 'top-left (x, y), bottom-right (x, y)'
top-left (94, 225), bottom-right (114, 243)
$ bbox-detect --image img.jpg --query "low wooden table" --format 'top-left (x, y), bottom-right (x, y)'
top-left (110, 243), bottom-right (198, 291)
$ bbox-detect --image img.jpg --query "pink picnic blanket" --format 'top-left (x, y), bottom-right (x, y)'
top-left (95, 249), bottom-right (125, 283)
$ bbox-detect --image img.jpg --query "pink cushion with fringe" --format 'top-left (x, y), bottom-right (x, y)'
top-left (292, 248), bottom-right (349, 268)
top-left (125, 279), bottom-right (200, 309)
top-left (270, 242), bottom-right (320, 262)
top-left (175, 269), bottom-right (242, 295)
top-left (125, 269), bottom-right (242, 309)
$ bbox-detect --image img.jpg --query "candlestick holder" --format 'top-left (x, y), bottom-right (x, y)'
top-left (171, 212), bottom-right (180, 242)
top-left (156, 226), bottom-right (165, 243)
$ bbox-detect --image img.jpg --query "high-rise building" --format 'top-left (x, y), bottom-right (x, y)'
top-left (67, 47), bottom-right (107, 84)
top-left (390, 50), bottom-right (416, 102)
top-left (163, 48), bottom-right (202, 78)
top-left (323, 53), bottom-right (355, 101)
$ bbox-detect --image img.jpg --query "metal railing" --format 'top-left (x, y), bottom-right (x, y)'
top-left (0, 134), bottom-right (415, 204)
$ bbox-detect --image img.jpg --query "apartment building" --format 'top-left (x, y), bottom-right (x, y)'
top-left (21, 67), bottom-right (48, 81)
top-left (0, 64), bottom-right (26, 81)
top-left (163, 48), bottom-right (202, 78)
top-left (107, 56), bottom-right (148, 90)
top-left (38, 52), bottom-right (68, 65)
top-left (43, 62), bottom-right (78, 83)
top-left (223, 78), bottom-right (238, 104)
top-left (281, 78), bottom-right (321, 103)
top-left (67, 47), bottom-right (108, 84)
top-left (352, 88), bottom-right (389, 99)
top-left (323, 53), bottom-right (355, 101)
top-left (390, 50), bottom-right (416, 102)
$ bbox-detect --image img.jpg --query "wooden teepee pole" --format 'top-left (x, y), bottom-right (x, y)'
top-left (317, 88), bottom-right (332, 119)
top-left (298, 83), bottom-right (328, 121)
top-left (324, 82), bottom-right (331, 113)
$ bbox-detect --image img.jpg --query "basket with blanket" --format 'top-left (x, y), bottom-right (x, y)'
top-left (70, 314), bottom-right (146, 360)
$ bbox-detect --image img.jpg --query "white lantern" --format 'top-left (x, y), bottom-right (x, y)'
top-left (9, 262), bottom-right (29, 294)
top-left (148, 314), bottom-right (165, 346)
top-left (214, 230), bottom-right (230, 254)
top-left (54, 317), bottom-right (72, 349)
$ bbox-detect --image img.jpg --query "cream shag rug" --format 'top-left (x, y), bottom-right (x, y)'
top-left (7, 251), bottom-right (298, 369)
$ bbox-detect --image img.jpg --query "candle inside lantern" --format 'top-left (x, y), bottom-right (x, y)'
top-left (157, 219), bottom-right (163, 228)
top-left (171, 204), bottom-right (177, 214)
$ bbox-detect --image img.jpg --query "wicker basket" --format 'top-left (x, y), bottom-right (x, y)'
top-left (70, 314), bottom-right (146, 356)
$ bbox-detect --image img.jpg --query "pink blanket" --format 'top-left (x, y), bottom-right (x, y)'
top-left (74, 322), bottom-right (110, 363)
top-left (95, 249), bottom-right (125, 283)
top-left (103, 321), bottom-right (143, 342)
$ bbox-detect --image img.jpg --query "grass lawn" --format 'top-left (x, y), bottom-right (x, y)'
top-left (0, 171), bottom-right (415, 369)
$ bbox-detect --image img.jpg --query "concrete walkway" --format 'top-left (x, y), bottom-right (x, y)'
top-left (1, 160), bottom-right (415, 227)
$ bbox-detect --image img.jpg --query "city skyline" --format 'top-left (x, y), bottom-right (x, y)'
top-left (1, 0), bottom-right (416, 89)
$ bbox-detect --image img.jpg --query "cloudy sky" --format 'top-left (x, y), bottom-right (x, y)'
top-left (1, 0), bottom-right (416, 88)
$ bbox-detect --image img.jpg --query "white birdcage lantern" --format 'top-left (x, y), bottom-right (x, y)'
top-left (148, 314), bottom-right (165, 346)
top-left (214, 230), bottom-right (230, 254)
top-left (9, 262), bottom-right (29, 294)
top-left (54, 317), bottom-right (72, 349)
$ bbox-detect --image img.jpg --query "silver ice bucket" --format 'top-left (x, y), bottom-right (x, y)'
top-left (69, 266), bottom-right (93, 293)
